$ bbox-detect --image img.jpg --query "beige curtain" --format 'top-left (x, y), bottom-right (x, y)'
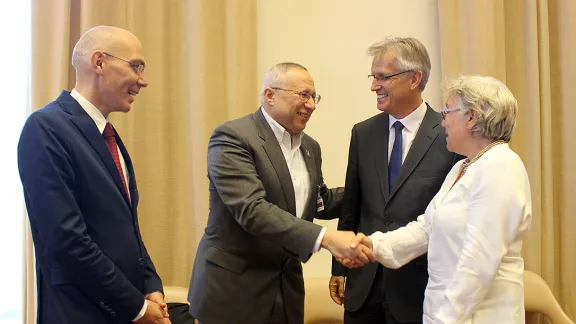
top-left (23, 218), bottom-right (36, 324)
top-left (438, 0), bottom-right (576, 322)
top-left (28, 0), bottom-right (257, 321)
top-left (29, 1), bottom-right (576, 323)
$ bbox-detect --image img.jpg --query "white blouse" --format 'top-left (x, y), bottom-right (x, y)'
top-left (370, 144), bottom-right (532, 323)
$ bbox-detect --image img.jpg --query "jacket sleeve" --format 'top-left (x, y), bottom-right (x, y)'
top-left (18, 113), bottom-right (145, 322)
top-left (315, 143), bottom-right (344, 220)
top-left (369, 215), bottom-right (429, 269)
top-left (139, 232), bottom-right (163, 295)
top-left (332, 126), bottom-right (362, 276)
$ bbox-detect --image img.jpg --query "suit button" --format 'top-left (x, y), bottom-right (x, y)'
top-left (384, 221), bottom-right (391, 226)
top-left (138, 258), bottom-right (144, 266)
top-left (110, 311), bottom-right (116, 317)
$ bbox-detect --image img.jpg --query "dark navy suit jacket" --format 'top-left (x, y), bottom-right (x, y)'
top-left (18, 91), bottom-right (163, 323)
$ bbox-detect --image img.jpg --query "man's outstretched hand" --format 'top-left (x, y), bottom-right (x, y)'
top-left (322, 230), bottom-right (375, 267)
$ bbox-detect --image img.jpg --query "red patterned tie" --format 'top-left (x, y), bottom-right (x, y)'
top-left (103, 123), bottom-right (129, 198)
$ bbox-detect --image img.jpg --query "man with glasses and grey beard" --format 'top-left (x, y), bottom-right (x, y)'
top-left (187, 62), bottom-right (375, 324)
top-left (329, 37), bottom-right (462, 324)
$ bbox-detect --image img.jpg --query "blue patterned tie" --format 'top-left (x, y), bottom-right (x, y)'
top-left (389, 121), bottom-right (404, 191)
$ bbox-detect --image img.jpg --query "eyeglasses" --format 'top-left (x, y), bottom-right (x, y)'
top-left (103, 52), bottom-right (146, 74)
top-left (368, 70), bottom-right (413, 82)
top-left (440, 107), bottom-right (464, 120)
top-left (271, 87), bottom-right (321, 104)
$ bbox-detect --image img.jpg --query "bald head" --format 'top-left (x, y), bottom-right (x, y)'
top-left (72, 26), bottom-right (141, 71)
top-left (71, 26), bottom-right (148, 117)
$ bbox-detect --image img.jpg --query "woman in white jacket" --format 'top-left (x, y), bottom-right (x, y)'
top-left (341, 75), bottom-right (532, 323)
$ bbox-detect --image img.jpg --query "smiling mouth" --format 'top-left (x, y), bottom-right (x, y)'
top-left (128, 90), bottom-right (138, 96)
top-left (377, 94), bottom-right (389, 100)
top-left (297, 112), bottom-right (310, 119)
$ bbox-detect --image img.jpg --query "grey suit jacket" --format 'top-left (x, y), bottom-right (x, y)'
top-left (188, 108), bottom-right (344, 324)
top-left (333, 105), bottom-right (462, 322)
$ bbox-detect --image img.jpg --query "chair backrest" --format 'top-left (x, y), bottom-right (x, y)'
top-left (524, 270), bottom-right (574, 324)
top-left (304, 277), bottom-right (344, 324)
top-left (163, 285), bottom-right (190, 304)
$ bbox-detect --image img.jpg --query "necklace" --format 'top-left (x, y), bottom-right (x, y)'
top-left (461, 140), bottom-right (507, 174)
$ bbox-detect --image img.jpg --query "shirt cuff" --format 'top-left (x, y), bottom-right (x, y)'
top-left (369, 231), bottom-right (387, 259)
top-left (132, 299), bottom-right (147, 322)
top-left (312, 227), bottom-right (327, 253)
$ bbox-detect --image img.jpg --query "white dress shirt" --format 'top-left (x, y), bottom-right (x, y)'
top-left (388, 100), bottom-right (427, 163)
top-left (370, 144), bottom-right (531, 323)
top-left (261, 108), bottom-right (325, 252)
top-left (70, 89), bottom-right (144, 321)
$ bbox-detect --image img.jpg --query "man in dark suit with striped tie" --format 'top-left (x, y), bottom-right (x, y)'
top-left (18, 26), bottom-right (169, 324)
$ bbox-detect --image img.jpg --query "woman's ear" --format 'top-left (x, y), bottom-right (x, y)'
top-left (467, 109), bottom-right (479, 129)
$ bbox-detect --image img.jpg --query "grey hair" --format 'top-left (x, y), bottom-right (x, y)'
top-left (71, 34), bottom-right (94, 69)
top-left (367, 36), bottom-right (431, 91)
top-left (260, 62), bottom-right (308, 105)
top-left (443, 75), bottom-right (518, 142)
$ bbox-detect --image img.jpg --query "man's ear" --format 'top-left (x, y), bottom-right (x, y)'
top-left (263, 88), bottom-right (275, 106)
top-left (91, 51), bottom-right (106, 75)
top-left (410, 71), bottom-right (423, 91)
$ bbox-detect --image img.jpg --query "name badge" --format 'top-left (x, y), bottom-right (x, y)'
top-left (317, 193), bottom-right (325, 212)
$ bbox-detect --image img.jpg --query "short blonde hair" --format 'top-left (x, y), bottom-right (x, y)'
top-left (443, 75), bottom-right (518, 142)
top-left (367, 36), bottom-right (431, 91)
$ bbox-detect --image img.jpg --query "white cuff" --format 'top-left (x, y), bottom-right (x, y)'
top-left (369, 231), bottom-right (387, 258)
top-left (312, 227), bottom-right (327, 253)
top-left (369, 231), bottom-right (403, 269)
top-left (132, 299), bottom-right (147, 322)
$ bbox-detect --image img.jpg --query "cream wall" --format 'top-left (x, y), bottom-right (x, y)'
top-left (257, 0), bottom-right (442, 278)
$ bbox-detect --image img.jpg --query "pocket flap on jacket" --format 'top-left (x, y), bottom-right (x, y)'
top-left (205, 246), bottom-right (247, 275)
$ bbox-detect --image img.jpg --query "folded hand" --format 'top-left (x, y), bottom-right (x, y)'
top-left (146, 291), bottom-right (169, 318)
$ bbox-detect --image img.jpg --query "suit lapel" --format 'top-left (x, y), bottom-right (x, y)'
top-left (254, 109), bottom-right (297, 216)
top-left (389, 105), bottom-right (441, 198)
top-left (373, 113), bottom-right (391, 201)
top-left (60, 92), bottom-right (132, 209)
top-left (300, 137), bottom-right (317, 220)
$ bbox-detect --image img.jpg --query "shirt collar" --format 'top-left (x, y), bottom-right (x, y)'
top-left (261, 107), bottom-right (304, 148)
top-left (389, 100), bottom-right (427, 133)
top-left (70, 88), bottom-right (108, 134)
